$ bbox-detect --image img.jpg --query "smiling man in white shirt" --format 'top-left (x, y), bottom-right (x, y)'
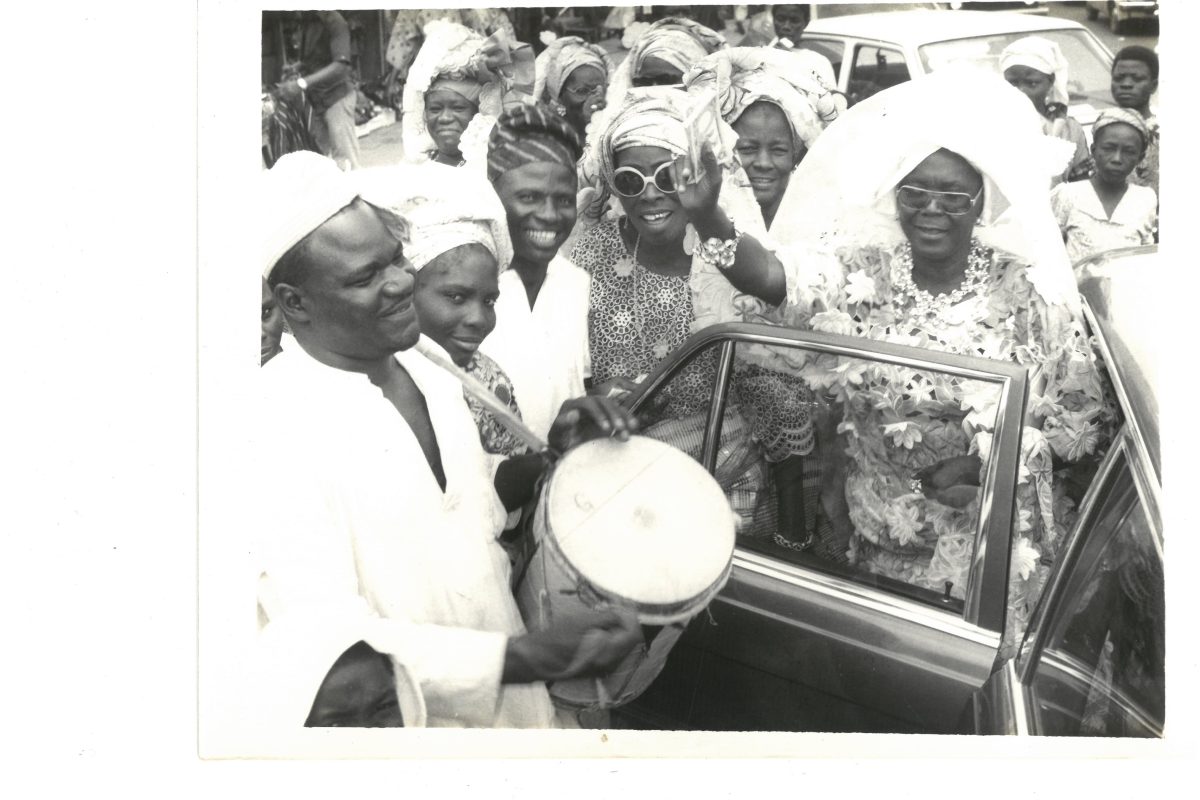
top-left (254, 151), bottom-right (641, 729)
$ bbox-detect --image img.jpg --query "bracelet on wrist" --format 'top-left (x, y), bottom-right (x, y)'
top-left (697, 223), bottom-right (743, 270)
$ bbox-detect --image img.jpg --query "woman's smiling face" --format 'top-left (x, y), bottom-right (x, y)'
top-left (413, 243), bottom-right (499, 367)
top-left (424, 88), bottom-right (478, 159)
top-left (896, 149), bottom-right (983, 264)
top-left (612, 145), bottom-right (688, 248)
top-left (732, 102), bottom-right (800, 220)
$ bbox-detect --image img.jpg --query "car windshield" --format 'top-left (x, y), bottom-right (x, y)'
top-left (919, 29), bottom-right (1116, 112)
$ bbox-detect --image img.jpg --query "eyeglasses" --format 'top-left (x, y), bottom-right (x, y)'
top-left (611, 162), bottom-right (677, 198)
top-left (562, 82), bottom-right (603, 101)
top-left (895, 185), bottom-right (983, 215)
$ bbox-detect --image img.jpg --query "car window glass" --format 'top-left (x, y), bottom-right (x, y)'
top-left (710, 341), bottom-right (1003, 613)
top-left (1024, 454), bottom-right (1164, 737)
top-left (848, 45), bottom-right (911, 106)
top-left (919, 30), bottom-right (1116, 110)
top-left (794, 38), bottom-right (844, 79)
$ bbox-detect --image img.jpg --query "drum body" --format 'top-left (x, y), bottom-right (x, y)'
top-left (514, 436), bottom-right (736, 710)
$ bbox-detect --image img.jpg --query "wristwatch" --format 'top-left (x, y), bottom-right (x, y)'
top-left (296, 77), bottom-right (309, 92)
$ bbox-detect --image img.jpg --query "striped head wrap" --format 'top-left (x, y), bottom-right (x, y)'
top-left (486, 103), bottom-right (583, 183)
top-left (1092, 107), bottom-right (1151, 150)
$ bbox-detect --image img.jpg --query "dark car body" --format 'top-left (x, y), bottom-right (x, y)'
top-left (609, 247), bottom-right (1163, 735)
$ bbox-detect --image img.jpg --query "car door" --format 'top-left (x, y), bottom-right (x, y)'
top-left (971, 276), bottom-right (1164, 737)
top-left (612, 323), bottom-right (1028, 732)
top-left (971, 426), bottom-right (1163, 736)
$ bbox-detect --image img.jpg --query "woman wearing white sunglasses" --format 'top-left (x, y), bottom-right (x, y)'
top-left (570, 88), bottom-right (814, 537)
top-left (571, 88), bottom-right (786, 404)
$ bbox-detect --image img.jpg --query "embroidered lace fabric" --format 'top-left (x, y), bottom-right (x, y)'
top-left (791, 238), bottom-right (1117, 652)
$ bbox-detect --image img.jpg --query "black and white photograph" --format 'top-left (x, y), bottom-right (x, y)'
top-left (197, 0), bottom-right (1175, 753)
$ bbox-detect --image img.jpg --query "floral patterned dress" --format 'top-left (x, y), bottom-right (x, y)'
top-left (791, 239), bottom-right (1116, 649)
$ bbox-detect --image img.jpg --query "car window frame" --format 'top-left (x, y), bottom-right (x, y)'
top-left (626, 322), bottom-right (1029, 633)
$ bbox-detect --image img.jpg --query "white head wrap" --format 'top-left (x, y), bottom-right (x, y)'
top-left (1000, 36), bottom-right (1071, 108)
top-left (402, 19), bottom-right (534, 164)
top-left (356, 163), bottom-right (513, 274)
top-left (261, 152), bottom-right (416, 281)
top-left (602, 17), bottom-right (726, 121)
top-left (246, 614), bottom-right (426, 732)
top-left (773, 68), bottom-right (1080, 313)
top-left (534, 36), bottom-right (609, 107)
top-left (684, 47), bottom-right (840, 153)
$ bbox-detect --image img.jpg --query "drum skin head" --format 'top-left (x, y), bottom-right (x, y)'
top-left (544, 435), bottom-right (736, 612)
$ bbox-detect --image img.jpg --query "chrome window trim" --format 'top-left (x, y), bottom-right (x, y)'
top-left (1015, 435), bottom-right (1128, 680)
top-left (1081, 296), bottom-right (1160, 490)
top-left (701, 340), bottom-right (736, 473)
top-left (1005, 660), bottom-right (1031, 736)
top-left (732, 549), bottom-right (1002, 649)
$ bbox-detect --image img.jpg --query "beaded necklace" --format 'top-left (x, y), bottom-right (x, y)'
top-left (891, 239), bottom-right (992, 321)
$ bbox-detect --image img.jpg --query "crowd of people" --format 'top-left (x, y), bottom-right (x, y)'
top-left (254, 6), bottom-right (1159, 733)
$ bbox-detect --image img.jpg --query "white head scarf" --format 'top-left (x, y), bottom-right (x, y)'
top-left (684, 47), bottom-right (841, 154)
top-left (402, 19), bottom-right (534, 164)
top-left (534, 35), bottom-right (609, 107)
top-left (1000, 36), bottom-right (1071, 108)
top-left (261, 151), bottom-right (411, 281)
top-left (602, 17), bottom-right (726, 122)
top-left (356, 163), bottom-right (513, 274)
top-left (773, 68), bottom-right (1080, 313)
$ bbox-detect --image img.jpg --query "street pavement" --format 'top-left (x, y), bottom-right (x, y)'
top-left (356, 2), bottom-right (1159, 169)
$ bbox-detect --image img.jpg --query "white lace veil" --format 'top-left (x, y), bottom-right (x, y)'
top-left (772, 68), bottom-right (1080, 313)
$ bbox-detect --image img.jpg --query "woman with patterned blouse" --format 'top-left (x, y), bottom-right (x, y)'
top-left (572, 88), bottom-right (813, 542)
top-left (777, 70), bottom-right (1116, 651)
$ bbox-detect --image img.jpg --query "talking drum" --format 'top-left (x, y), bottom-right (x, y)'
top-left (515, 435), bottom-right (737, 709)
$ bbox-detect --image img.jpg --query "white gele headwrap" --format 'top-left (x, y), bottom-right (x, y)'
top-left (533, 36), bottom-right (609, 107)
top-left (401, 19), bottom-right (533, 164)
top-left (246, 613), bottom-right (426, 732)
top-left (603, 16), bottom-right (726, 120)
top-left (684, 47), bottom-right (841, 153)
top-left (772, 67), bottom-right (1080, 313)
top-left (356, 162), bottom-right (513, 274)
top-left (999, 36), bottom-right (1071, 108)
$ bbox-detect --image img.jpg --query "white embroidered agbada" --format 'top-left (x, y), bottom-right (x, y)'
top-left (480, 254), bottom-right (591, 440)
top-left (254, 337), bottom-right (555, 728)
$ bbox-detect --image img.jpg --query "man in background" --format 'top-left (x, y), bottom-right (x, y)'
top-left (276, 10), bottom-right (360, 170)
top-left (1110, 45), bottom-right (1158, 200)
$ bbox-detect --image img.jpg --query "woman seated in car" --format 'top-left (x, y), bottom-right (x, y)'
top-left (777, 69), bottom-right (1116, 650)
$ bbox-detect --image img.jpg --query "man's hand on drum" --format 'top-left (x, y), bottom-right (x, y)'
top-left (547, 396), bottom-right (640, 453)
top-left (502, 608), bottom-right (643, 684)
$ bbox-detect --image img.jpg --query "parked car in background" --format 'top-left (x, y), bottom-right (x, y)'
top-left (1086, 1), bottom-right (1160, 34)
top-left (798, 9), bottom-right (1115, 127)
top-left (608, 246), bottom-right (1162, 734)
top-left (950, 1), bottom-right (1049, 13)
